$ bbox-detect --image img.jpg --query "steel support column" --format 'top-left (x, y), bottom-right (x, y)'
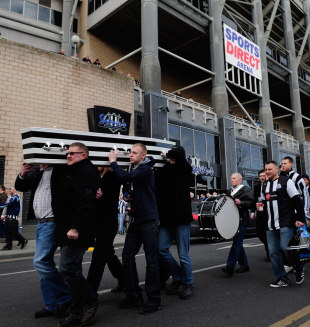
top-left (140, 0), bottom-right (161, 93)
top-left (253, 0), bottom-right (273, 132)
top-left (61, 0), bottom-right (73, 56)
top-left (209, 0), bottom-right (229, 116)
top-left (281, 0), bottom-right (305, 142)
top-left (141, 0), bottom-right (168, 139)
top-left (303, 0), bottom-right (310, 62)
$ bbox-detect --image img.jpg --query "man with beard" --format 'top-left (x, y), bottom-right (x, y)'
top-left (157, 146), bottom-right (194, 299)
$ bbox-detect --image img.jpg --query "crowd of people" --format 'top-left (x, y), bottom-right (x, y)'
top-left (0, 142), bottom-right (308, 326)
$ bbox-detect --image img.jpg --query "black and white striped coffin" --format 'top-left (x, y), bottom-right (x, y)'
top-left (21, 127), bottom-right (175, 167)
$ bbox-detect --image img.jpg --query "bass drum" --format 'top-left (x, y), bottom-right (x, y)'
top-left (199, 195), bottom-right (240, 240)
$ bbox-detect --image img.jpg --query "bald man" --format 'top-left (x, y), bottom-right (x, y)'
top-left (222, 173), bottom-right (255, 276)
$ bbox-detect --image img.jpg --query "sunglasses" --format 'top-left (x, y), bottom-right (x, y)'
top-left (66, 152), bottom-right (85, 156)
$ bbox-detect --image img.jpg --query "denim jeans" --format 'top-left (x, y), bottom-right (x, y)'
top-left (122, 220), bottom-right (161, 306)
top-left (118, 213), bottom-right (126, 234)
top-left (33, 222), bottom-right (71, 312)
top-left (59, 245), bottom-right (98, 318)
top-left (226, 225), bottom-right (248, 268)
top-left (266, 227), bottom-right (302, 283)
top-left (159, 223), bottom-right (193, 286)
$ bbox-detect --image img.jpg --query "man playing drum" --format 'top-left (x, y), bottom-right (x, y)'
top-left (222, 173), bottom-right (255, 276)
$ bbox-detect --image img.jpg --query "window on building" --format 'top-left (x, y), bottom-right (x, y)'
top-left (39, 5), bottom-right (50, 23)
top-left (181, 127), bottom-right (194, 157)
top-left (274, 122), bottom-right (280, 131)
top-left (88, 0), bottom-right (95, 14)
top-left (168, 124), bottom-right (180, 145)
top-left (11, 0), bottom-right (24, 14)
top-left (95, 0), bottom-right (101, 10)
top-left (25, 1), bottom-right (38, 19)
top-left (207, 134), bottom-right (220, 164)
top-left (0, 0), bottom-right (10, 10)
top-left (194, 130), bottom-right (206, 164)
top-left (51, 9), bottom-right (62, 27)
top-left (251, 145), bottom-right (260, 170)
top-left (73, 18), bottom-right (78, 33)
top-left (241, 143), bottom-right (251, 168)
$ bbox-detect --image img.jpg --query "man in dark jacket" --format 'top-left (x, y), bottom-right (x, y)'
top-left (222, 173), bottom-right (255, 276)
top-left (87, 166), bottom-right (126, 293)
top-left (15, 164), bottom-right (72, 318)
top-left (156, 146), bottom-right (194, 300)
top-left (109, 143), bottom-right (162, 315)
top-left (57, 142), bottom-right (100, 327)
top-left (253, 169), bottom-right (269, 261)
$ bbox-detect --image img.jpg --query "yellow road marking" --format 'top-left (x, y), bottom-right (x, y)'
top-left (299, 320), bottom-right (310, 327)
top-left (269, 305), bottom-right (310, 327)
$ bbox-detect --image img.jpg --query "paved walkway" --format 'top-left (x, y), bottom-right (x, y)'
top-left (0, 223), bottom-right (126, 259)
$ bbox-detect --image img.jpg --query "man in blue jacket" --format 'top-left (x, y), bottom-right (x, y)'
top-left (109, 143), bottom-right (162, 315)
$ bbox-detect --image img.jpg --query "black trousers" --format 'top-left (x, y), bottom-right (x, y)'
top-left (4, 219), bottom-right (25, 248)
top-left (87, 221), bottom-right (126, 292)
top-left (122, 220), bottom-right (161, 306)
top-left (256, 213), bottom-right (269, 256)
top-left (59, 246), bottom-right (98, 318)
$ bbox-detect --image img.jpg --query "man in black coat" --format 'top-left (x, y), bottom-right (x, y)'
top-left (222, 173), bottom-right (255, 276)
top-left (109, 143), bottom-right (162, 315)
top-left (15, 164), bottom-right (72, 318)
top-left (87, 166), bottom-right (126, 293)
top-left (56, 142), bottom-right (100, 327)
top-left (156, 146), bottom-right (194, 300)
top-left (253, 169), bottom-right (269, 261)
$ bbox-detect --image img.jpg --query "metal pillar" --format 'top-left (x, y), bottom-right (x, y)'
top-left (303, 0), bottom-right (310, 62)
top-left (140, 0), bottom-right (168, 139)
top-left (209, 0), bottom-right (229, 116)
top-left (281, 0), bottom-right (305, 142)
top-left (140, 0), bottom-right (161, 93)
top-left (252, 0), bottom-right (273, 132)
top-left (266, 132), bottom-right (280, 163)
top-left (61, 0), bottom-right (73, 56)
top-left (218, 117), bottom-right (237, 189)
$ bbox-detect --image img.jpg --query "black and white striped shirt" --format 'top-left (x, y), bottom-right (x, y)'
top-left (119, 199), bottom-right (127, 214)
top-left (261, 176), bottom-right (301, 230)
top-left (287, 170), bottom-right (309, 214)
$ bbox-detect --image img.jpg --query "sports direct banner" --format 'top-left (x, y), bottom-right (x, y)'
top-left (223, 23), bottom-right (262, 81)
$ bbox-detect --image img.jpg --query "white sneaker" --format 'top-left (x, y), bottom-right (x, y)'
top-left (270, 279), bottom-right (289, 288)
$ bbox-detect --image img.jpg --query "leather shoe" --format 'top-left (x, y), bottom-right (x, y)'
top-left (20, 239), bottom-right (28, 249)
top-left (1, 245), bottom-right (12, 251)
top-left (55, 300), bottom-right (72, 318)
top-left (235, 266), bottom-right (250, 273)
top-left (80, 300), bottom-right (99, 326)
top-left (34, 307), bottom-right (54, 318)
top-left (57, 315), bottom-right (80, 327)
top-left (140, 303), bottom-right (163, 315)
top-left (222, 266), bottom-right (234, 276)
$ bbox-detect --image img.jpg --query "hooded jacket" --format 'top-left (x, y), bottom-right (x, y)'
top-left (110, 157), bottom-right (158, 224)
top-left (156, 147), bottom-right (193, 227)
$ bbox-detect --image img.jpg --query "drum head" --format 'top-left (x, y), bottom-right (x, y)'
top-left (214, 195), bottom-right (239, 239)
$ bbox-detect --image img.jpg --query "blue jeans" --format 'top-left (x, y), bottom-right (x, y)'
top-left (122, 220), bottom-right (161, 306)
top-left (266, 227), bottom-right (302, 283)
top-left (33, 222), bottom-right (71, 312)
top-left (59, 246), bottom-right (98, 318)
top-left (159, 223), bottom-right (193, 286)
top-left (227, 225), bottom-right (248, 268)
top-left (118, 213), bottom-right (126, 234)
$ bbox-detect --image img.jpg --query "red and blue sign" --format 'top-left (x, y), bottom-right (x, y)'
top-left (223, 23), bottom-right (262, 81)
